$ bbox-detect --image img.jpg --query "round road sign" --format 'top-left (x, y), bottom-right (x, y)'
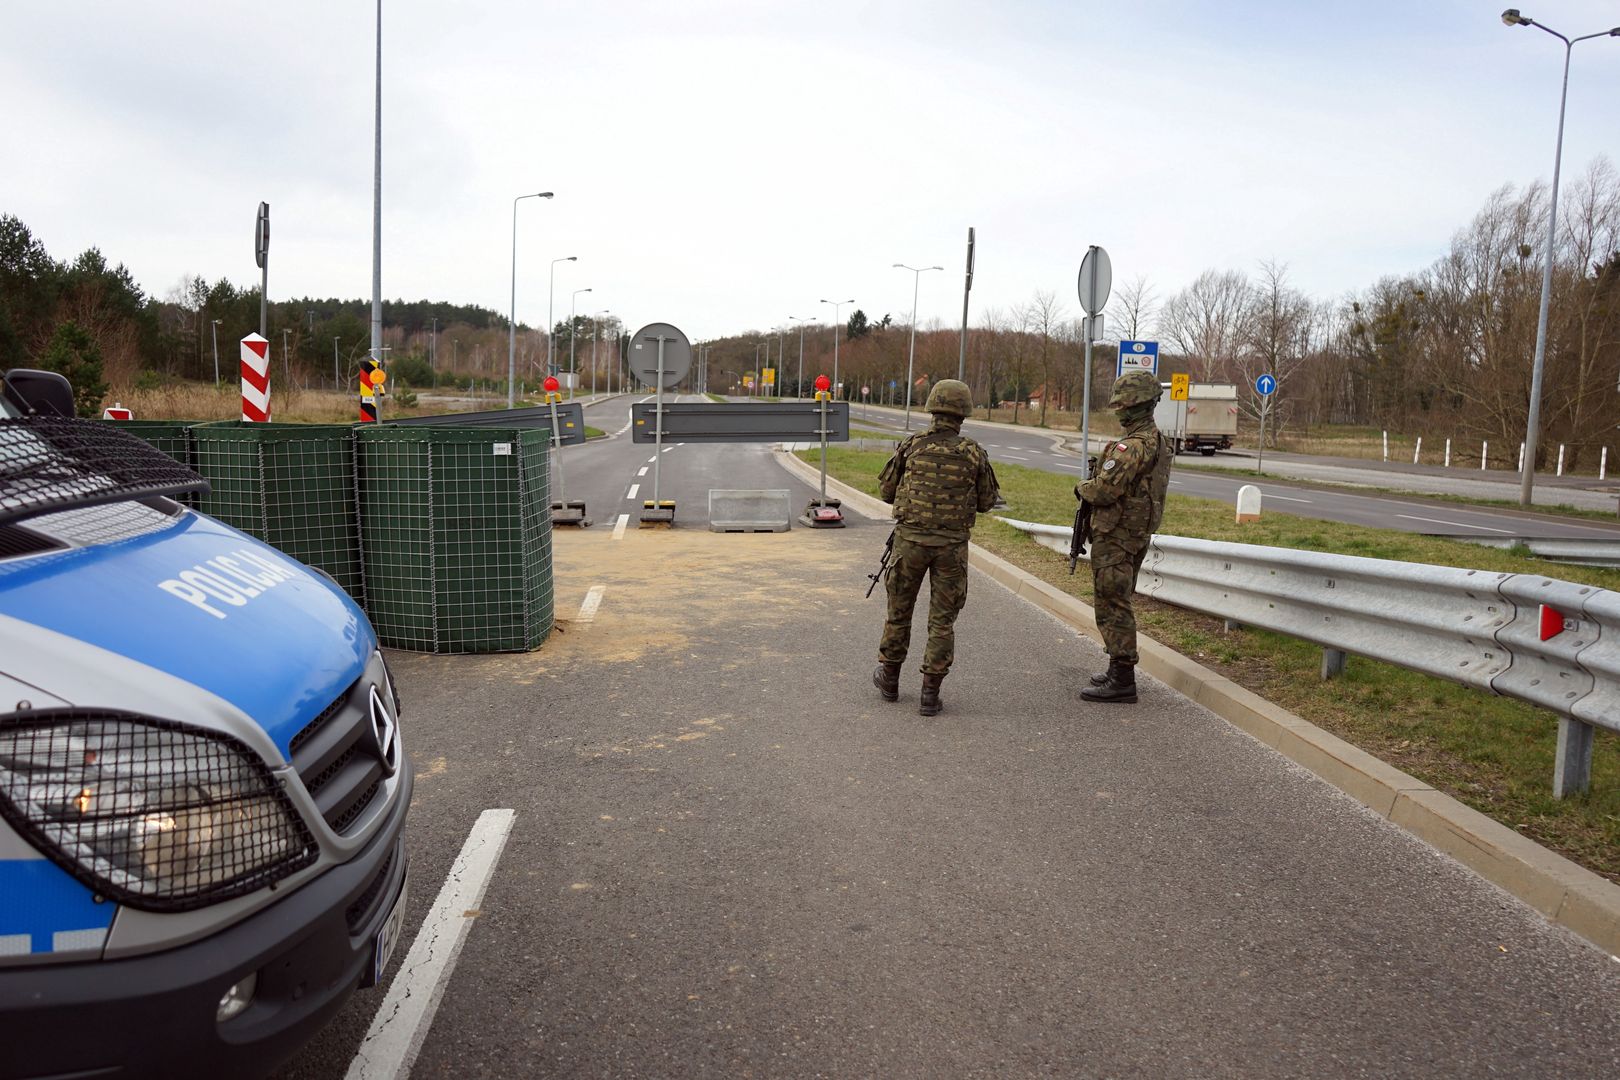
top-left (627, 322), bottom-right (692, 390)
top-left (1076, 245), bottom-right (1112, 317)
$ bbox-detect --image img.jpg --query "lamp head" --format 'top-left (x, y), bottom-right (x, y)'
top-left (1501, 9), bottom-right (1529, 26)
top-left (892, 263), bottom-right (904, 268)
top-left (539, 191), bottom-right (555, 199)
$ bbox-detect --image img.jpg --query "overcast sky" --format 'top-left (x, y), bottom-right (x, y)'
top-left (3, 1), bottom-right (1617, 343)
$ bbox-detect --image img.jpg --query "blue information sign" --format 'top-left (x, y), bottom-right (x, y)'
top-left (1117, 340), bottom-right (1159, 378)
top-left (1255, 373), bottom-right (1276, 396)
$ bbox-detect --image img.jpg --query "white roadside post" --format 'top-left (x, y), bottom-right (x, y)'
top-left (1382, 431), bottom-right (1388, 462)
top-left (1482, 440), bottom-right (1489, 470)
top-left (1075, 245), bottom-right (1112, 475)
top-left (1602, 446), bottom-right (1609, 481)
top-left (1445, 438), bottom-right (1452, 468)
top-left (1557, 444), bottom-right (1566, 476)
top-left (1413, 436), bottom-right (1422, 465)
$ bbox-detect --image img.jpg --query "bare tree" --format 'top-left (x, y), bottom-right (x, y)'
top-left (1107, 273), bottom-right (1157, 342)
top-left (1161, 268), bottom-right (1251, 383)
top-left (1020, 289), bottom-right (1067, 425)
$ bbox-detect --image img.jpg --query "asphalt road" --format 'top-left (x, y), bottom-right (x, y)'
top-left (844, 401), bottom-right (1620, 542)
top-left (270, 424), bottom-right (1620, 1078)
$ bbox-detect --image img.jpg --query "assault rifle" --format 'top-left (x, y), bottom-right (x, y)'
top-left (1069, 500), bottom-right (1093, 575)
top-left (866, 529), bottom-right (896, 598)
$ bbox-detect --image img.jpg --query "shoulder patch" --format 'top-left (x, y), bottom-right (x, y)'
top-left (1116, 442), bottom-right (1129, 451)
top-left (1103, 459), bottom-right (1116, 471)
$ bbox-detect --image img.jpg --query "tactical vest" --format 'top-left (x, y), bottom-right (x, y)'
top-left (894, 432), bottom-right (979, 534)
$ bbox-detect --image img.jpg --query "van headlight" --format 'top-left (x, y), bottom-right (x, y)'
top-left (0, 709), bottom-right (317, 911)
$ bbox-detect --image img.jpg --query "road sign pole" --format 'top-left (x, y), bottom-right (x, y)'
top-left (652, 337), bottom-right (666, 506)
top-left (1257, 398), bottom-right (1268, 473)
top-left (819, 393), bottom-right (829, 501)
top-left (548, 397), bottom-right (567, 505)
top-left (1075, 245), bottom-right (1111, 478)
top-left (958, 226), bottom-right (975, 382)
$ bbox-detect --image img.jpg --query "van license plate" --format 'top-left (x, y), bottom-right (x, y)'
top-left (370, 874), bottom-right (408, 987)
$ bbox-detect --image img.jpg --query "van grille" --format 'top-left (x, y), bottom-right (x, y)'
top-left (288, 676), bottom-right (391, 835)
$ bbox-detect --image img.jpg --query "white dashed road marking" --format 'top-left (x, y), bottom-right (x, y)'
top-left (576, 585), bottom-right (605, 623)
top-left (637, 467), bottom-right (647, 477)
top-left (612, 513), bottom-right (629, 540)
top-left (627, 484), bottom-right (640, 500)
top-left (1395, 514), bottom-right (1514, 534)
top-left (1265, 493), bottom-right (1313, 504)
top-left (345, 809), bottom-right (517, 1080)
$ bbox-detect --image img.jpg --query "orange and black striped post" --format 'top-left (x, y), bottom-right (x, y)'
top-left (358, 357), bottom-right (386, 422)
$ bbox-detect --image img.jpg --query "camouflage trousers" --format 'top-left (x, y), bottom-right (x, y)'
top-left (879, 537), bottom-right (969, 675)
top-left (1090, 532), bottom-right (1150, 665)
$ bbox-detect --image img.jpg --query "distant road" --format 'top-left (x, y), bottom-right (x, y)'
top-left (841, 400), bottom-right (1620, 542)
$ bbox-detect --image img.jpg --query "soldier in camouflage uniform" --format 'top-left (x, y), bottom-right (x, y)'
top-left (1076, 369), bottom-right (1172, 704)
top-left (873, 379), bottom-right (1000, 716)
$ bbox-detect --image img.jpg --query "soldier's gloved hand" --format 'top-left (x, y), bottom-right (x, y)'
top-left (1087, 455), bottom-right (1099, 474)
top-left (1073, 482), bottom-right (1085, 502)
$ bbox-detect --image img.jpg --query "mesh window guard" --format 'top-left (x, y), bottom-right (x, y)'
top-left (0, 417), bottom-right (208, 528)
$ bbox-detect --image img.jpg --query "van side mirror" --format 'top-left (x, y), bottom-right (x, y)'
top-left (1, 369), bottom-right (76, 417)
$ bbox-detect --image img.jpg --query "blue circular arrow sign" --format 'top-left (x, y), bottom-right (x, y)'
top-left (1255, 373), bottom-right (1276, 396)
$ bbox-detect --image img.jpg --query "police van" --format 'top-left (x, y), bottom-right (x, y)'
top-left (0, 370), bottom-right (411, 1079)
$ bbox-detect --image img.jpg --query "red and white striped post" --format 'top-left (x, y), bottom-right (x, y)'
top-left (241, 333), bottom-right (271, 421)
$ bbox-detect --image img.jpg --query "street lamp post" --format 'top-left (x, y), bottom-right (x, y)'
top-left (509, 190), bottom-right (555, 407)
top-left (591, 310), bottom-right (610, 397)
top-left (1500, 9), bottom-right (1619, 506)
top-left (894, 263), bottom-right (944, 430)
top-left (547, 256), bottom-right (578, 386)
top-left (332, 336), bottom-right (340, 388)
top-left (429, 316), bottom-right (438, 376)
top-left (820, 297), bottom-right (854, 400)
top-left (281, 328), bottom-right (292, 388)
top-left (569, 288), bottom-right (592, 398)
top-left (211, 319), bottom-right (222, 386)
top-left (788, 316), bottom-right (811, 399)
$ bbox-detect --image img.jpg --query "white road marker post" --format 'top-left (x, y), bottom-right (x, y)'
top-left (1382, 430), bottom-right (1388, 462)
top-left (1413, 436), bottom-right (1422, 465)
top-left (1482, 440), bottom-right (1488, 471)
top-left (1445, 437), bottom-right (1451, 468)
top-left (1557, 443), bottom-right (1566, 477)
top-left (1602, 446), bottom-right (1608, 481)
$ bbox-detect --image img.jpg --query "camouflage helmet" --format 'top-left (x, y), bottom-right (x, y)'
top-left (924, 379), bottom-right (973, 417)
top-left (1108, 370), bottom-right (1162, 408)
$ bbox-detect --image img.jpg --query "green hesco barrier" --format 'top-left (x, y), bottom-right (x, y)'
top-left (106, 420), bottom-right (199, 504)
top-left (355, 425), bottom-right (553, 653)
top-left (189, 422), bottom-right (365, 603)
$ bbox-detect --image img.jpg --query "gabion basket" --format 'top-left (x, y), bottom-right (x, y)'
top-left (355, 425), bottom-right (553, 653)
top-left (189, 422), bottom-right (365, 604)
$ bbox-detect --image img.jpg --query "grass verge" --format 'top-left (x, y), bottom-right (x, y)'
top-left (800, 446), bottom-right (1620, 883)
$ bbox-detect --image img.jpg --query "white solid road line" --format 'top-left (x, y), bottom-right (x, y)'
top-left (612, 513), bottom-right (629, 540)
top-left (626, 484), bottom-right (640, 500)
top-left (661, 446), bottom-right (675, 453)
top-left (576, 585), bottom-right (605, 623)
top-left (1395, 513), bottom-right (1514, 534)
top-left (637, 466), bottom-right (647, 477)
top-left (1265, 493), bottom-right (1313, 504)
top-left (345, 809), bottom-right (517, 1080)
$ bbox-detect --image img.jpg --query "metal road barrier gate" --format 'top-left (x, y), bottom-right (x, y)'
top-left (997, 517), bottom-right (1618, 798)
top-left (709, 489), bottom-right (792, 533)
top-left (387, 403), bottom-right (587, 445)
top-left (630, 401), bottom-right (850, 443)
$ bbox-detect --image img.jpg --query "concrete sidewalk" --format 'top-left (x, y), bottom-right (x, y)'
top-left (285, 514), bottom-right (1620, 1078)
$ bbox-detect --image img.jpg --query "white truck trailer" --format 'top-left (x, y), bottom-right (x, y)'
top-left (1155, 382), bottom-right (1238, 455)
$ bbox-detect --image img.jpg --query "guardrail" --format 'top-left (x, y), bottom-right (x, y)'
top-left (996, 517), bottom-right (1613, 797)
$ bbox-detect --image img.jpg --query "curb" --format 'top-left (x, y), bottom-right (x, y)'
top-left (772, 447), bottom-right (1620, 958)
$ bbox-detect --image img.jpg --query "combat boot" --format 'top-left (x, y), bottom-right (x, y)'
top-left (1087, 665), bottom-right (1112, 687)
top-left (1081, 661), bottom-right (1137, 704)
top-left (919, 672), bottom-right (945, 716)
top-left (873, 661), bottom-right (901, 702)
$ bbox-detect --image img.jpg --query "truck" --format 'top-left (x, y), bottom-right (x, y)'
top-left (1154, 382), bottom-right (1238, 455)
top-left (0, 369), bottom-right (411, 1080)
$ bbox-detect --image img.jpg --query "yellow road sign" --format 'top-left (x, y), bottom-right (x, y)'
top-left (1170, 373), bottom-right (1190, 401)
top-left (762, 367), bottom-right (776, 386)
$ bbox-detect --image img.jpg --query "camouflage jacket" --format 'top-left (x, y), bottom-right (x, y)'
top-left (879, 418), bottom-right (999, 545)
top-left (1077, 413), bottom-right (1170, 539)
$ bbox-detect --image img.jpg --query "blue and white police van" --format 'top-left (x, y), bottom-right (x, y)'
top-left (0, 370), bottom-right (411, 1079)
